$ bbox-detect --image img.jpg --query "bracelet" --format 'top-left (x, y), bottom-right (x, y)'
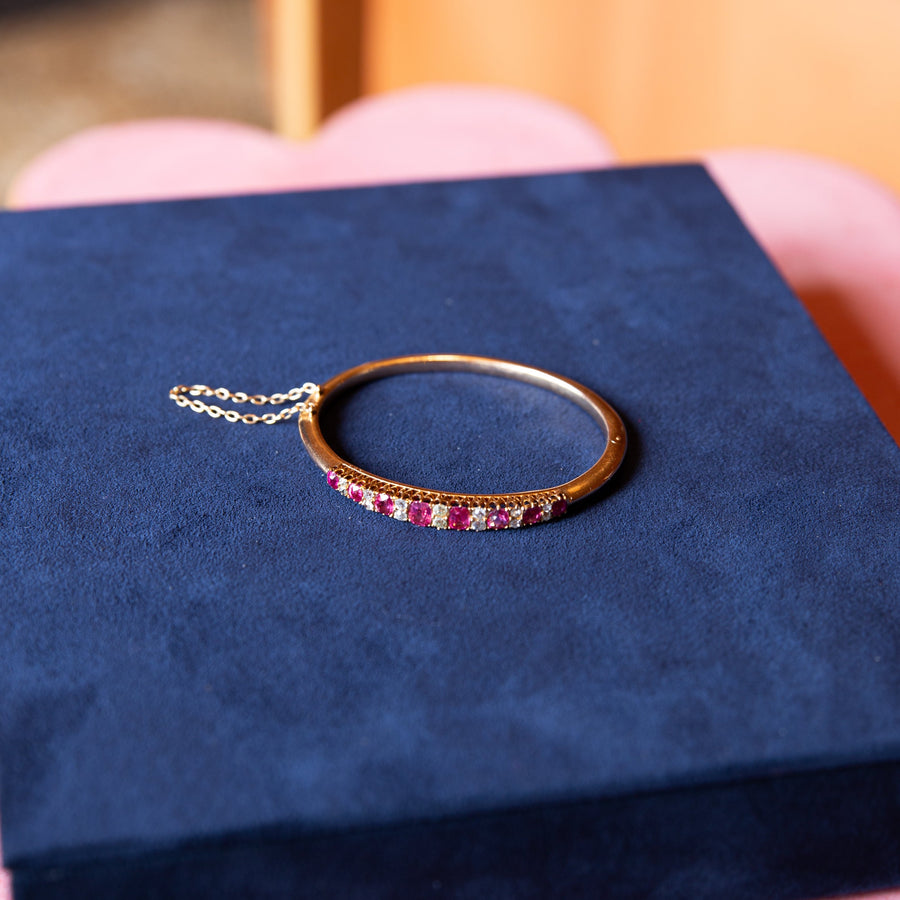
top-left (171, 354), bottom-right (626, 532)
top-left (298, 355), bottom-right (626, 531)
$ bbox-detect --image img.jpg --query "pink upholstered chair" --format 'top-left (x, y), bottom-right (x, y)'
top-left (6, 85), bottom-right (616, 207)
top-left (3, 86), bottom-right (899, 900)
top-left (705, 149), bottom-right (900, 444)
top-left (0, 834), bottom-right (7, 900)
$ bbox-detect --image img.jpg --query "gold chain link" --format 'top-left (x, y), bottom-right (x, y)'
top-left (169, 382), bottom-right (320, 424)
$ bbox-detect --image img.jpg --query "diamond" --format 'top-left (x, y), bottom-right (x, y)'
top-left (486, 508), bottom-right (510, 530)
top-left (431, 503), bottom-right (448, 529)
top-left (522, 505), bottom-right (543, 526)
top-left (408, 501), bottom-right (433, 527)
top-left (448, 506), bottom-right (470, 530)
top-left (374, 493), bottom-right (394, 516)
top-left (362, 489), bottom-right (374, 511)
top-left (347, 482), bottom-right (364, 503)
top-left (551, 499), bottom-right (568, 518)
top-left (393, 498), bottom-right (408, 521)
top-left (509, 507), bottom-right (523, 528)
top-left (471, 507), bottom-right (486, 531)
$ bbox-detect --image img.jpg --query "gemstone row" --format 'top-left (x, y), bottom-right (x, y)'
top-left (325, 468), bottom-right (568, 531)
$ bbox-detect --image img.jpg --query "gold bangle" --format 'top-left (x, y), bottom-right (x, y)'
top-left (298, 354), bottom-right (626, 531)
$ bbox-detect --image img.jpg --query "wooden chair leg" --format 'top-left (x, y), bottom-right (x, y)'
top-left (259, 0), bottom-right (365, 139)
top-left (264, 0), bottom-right (321, 139)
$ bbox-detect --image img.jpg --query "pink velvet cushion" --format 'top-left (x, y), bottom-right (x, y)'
top-left (0, 834), bottom-right (7, 900)
top-left (308, 83), bottom-right (617, 183)
top-left (6, 85), bottom-right (616, 209)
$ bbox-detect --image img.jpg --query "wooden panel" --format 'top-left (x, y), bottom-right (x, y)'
top-left (363, 0), bottom-right (900, 193)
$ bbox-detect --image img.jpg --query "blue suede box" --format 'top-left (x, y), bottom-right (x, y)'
top-left (2, 166), bottom-right (899, 899)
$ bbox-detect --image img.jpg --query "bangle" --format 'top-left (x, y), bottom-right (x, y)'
top-left (299, 355), bottom-right (626, 531)
top-left (171, 354), bottom-right (625, 532)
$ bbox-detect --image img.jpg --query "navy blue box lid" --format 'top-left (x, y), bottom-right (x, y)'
top-left (1, 166), bottom-right (899, 898)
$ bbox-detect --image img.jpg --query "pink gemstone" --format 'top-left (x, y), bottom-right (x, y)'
top-left (551, 499), bottom-right (568, 518)
top-left (408, 501), bottom-right (433, 526)
top-left (326, 470), bottom-right (341, 490)
top-left (374, 493), bottom-right (394, 516)
top-left (486, 508), bottom-right (510, 530)
top-left (348, 482), bottom-right (364, 503)
top-left (522, 505), bottom-right (543, 526)
top-left (448, 506), bottom-right (470, 530)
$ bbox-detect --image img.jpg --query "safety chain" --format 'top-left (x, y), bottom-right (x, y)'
top-left (168, 383), bottom-right (320, 424)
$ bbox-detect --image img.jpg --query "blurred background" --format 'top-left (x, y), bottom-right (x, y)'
top-left (0, 0), bottom-right (267, 198)
top-left (2, 0), bottom-right (900, 202)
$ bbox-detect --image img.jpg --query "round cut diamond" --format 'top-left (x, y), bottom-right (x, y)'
top-left (486, 508), bottom-right (510, 530)
top-left (374, 493), bottom-right (394, 516)
top-left (448, 506), bottom-right (470, 530)
top-left (522, 505), bottom-right (543, 526)
top-left (347, 482), bottom-right (364, 503)
top-left (408, 501), bottom-right (433, 527)
top-left (393, 498), bottom-right (408, 521)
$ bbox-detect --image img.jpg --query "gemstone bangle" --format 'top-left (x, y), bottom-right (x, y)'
top-left (298, 354), bottom-right (626, 531)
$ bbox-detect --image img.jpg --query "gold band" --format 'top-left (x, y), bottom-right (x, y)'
top-left (298, 354), bottom-right (626, 531)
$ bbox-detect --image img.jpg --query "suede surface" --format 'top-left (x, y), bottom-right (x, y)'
top-left (10, 763), bottom-right (900, 900)
top-left (1, 166), bottom-right (899, 896)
